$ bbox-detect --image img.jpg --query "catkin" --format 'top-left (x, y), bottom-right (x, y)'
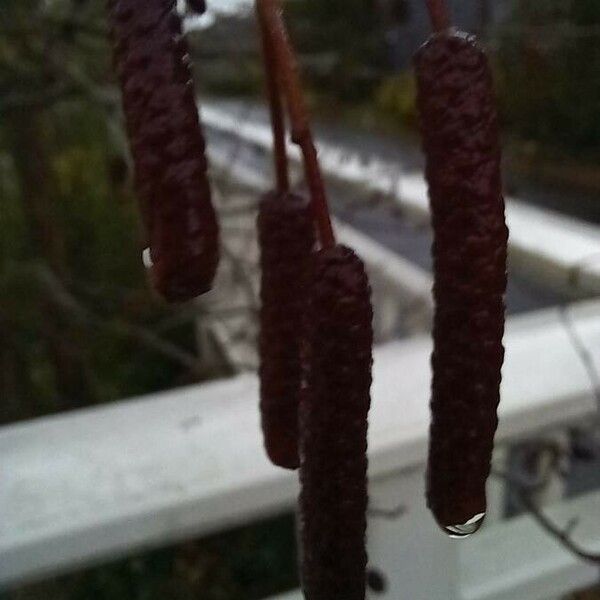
top-left (299, 245), bottom-right (373, 600)
top-left (414, 32), bottom-right (508, 530)
top-left (108, 0), bottom-right (219, 302)
top-left (258, 191), bottom-right (315, 470)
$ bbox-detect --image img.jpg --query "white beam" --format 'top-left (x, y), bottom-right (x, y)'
top-left (460, 490), bottom-right (600, 600)
top-left (266, 490), bottom-right (600, 600)
top-left (1, 301), bottom-right (599, 588)
top-left (201, 102), bottom-right (600, 298)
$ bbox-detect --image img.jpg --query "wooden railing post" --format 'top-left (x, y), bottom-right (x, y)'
top-left (366, 466), bottom-right (460, 599)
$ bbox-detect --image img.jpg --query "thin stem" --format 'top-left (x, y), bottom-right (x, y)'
top-left (256, 0), bottom-right (289, 193)
top-left (425, 0), bottom-right (451, 33)
top-left (257, 0), bottom-right (335, 248)
top-left (494, 469), bottom-right (600, 565)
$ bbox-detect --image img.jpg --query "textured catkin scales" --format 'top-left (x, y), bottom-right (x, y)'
top-left (107, 0), bottom-right (219, 302)
top-left (414, 32), bottom-right (508, 529)
top-left (258, 191), bottom-right (315, 470)
top-left (299, 245), bottom-right (373, 600)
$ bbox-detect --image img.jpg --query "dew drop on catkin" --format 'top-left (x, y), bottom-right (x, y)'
top-left (414, 30), bottom-right (508, 537)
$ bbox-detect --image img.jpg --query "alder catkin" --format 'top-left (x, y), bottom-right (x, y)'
top-left (414, 32), bottom-right (508, 531)
top-left (257, 191), bottom-right (315, 470)
top-left (299, 245), bottom-right (373, 600)
top-left (108, 0), bottom-right (219, 302)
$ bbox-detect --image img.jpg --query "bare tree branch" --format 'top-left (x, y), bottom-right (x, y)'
top-left (493, 469), bottom-right (600, 565)
top-left (0, 16), bottom-right (106, 39)
top-left (34, 265), bottom-right (211, 378)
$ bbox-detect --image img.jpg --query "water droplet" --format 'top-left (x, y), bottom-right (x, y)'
top-left (142, 248), bottom-right (153, 269)
top-left (441, 512), bottom-right (485, 539)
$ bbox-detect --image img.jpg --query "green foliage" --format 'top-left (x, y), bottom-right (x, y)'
top-left (494, 0), bottom-right (600, 154)
top-left (0, 0), bottom-right (208, 421)
top-left (374, 72), bottom-right (417, 129)
top-left (6, 515), bottom-right (298, 600)
top-left (0, 7), bottom-right (299, 600)
top-left (287, 0), bottom-right (380, 54)
top-left (286, 0), bottom-right (385, 100)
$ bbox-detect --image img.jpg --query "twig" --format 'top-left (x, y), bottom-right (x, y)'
top-left (494, 469), bottom-right (600, 565)
top-left (34, 265), bottom-right (208, 377)
top-left (559, 304), bottom-right (600, 417)
top-left (0, 85), bottom-right (76, 112)
top-left (257, 0), bottom-right (335, 248)
top-left (368, 503), bottom-right (407, 520)
top-left (155, 303), bottom-right (258, 333)
top-left (220, 242), bottom-right (260, 311)
top-left (425, 0), bottom-right (451, 33)
top-left (44, 15), bottom-right (107, 38)
top-left (255, 0), bottom-right (289, 193)
top-left (0, 18), bottom-right (106, 39)
top-left (0, 79), bottom-right (117, 113)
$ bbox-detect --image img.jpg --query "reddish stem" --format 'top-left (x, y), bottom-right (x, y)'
top-left (425, 0), bottom-right (451, 32)
top-left (256, 1), bottom-right (289, 194)
top-left (257, 0), bottom-right (335, 249)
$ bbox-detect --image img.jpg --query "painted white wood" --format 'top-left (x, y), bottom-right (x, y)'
top-left (485, 445), bottom-right (509, 525)
top-left (460, 490), bottom-right (600, 600)
top-left (202, 103), bottom-right (600, 297)
top-left (1, 301), bottom-right (599, 588)
top-left (208, 137), bottom-right (435, 342)
top-left (267, 489), bottom-right (600, 600)
top-left (190, 177), bottom-right (433, 373)
top-left (367, 467), bottom-right (460, 599)
top-left (335, 221), bottom-right (433, 337)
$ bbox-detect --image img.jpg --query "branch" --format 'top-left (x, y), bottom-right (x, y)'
top-left (43, 16), bottom-right (108, 39)
top-left (255, 0), bottom-right (289, 193)
top-left (494, 469), bottom-right (600, 565)
top-left (256, 0), bottom-right (335, 248)
top-left (220, 242), bottom-right (260, 312)
top-left (559, 304), bottom-right (600, 414)
top-left (368, 503), bottom-right (407, 521)
top-left (0, 79), bottom-right (117, 113)
top-left (425, 0), bottom-right (451, 33)
top-left (34, 266), bottom-right (208, 377)
top-left (0, 84), bottom-right (77, 112)
top-left (0, 16), bottom-right (107, 38)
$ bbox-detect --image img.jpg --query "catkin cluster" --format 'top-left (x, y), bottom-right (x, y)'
top-left (258, 191), bottom-right (315, 470)
top-left (108, 0), bottom-right (219, 302)
top-left (415, 32), bottom-right (508, 529)
top-left (299, 245), bottom-right (373, 600)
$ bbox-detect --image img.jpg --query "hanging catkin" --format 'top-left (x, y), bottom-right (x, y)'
top-left (414, 31), bottom-right (508, 533)
top-left (108, 0), bottom-right (219, 302)
top-left (258, 191), bottom-right (315, 470)
top-left (299, 245), bottom-right (373, 600)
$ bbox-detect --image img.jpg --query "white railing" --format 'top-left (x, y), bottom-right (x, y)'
top-left (202, 101), bottom-right (600, 299)
top-left (2, 105), bottom-right (600, 599)
top-left (2, 300), bottom-right (599, 598)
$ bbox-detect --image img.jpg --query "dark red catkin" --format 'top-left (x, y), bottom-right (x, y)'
top-left (258, 191), bottom-right (315, 469)
top-left (414, 31), bottom-right (508, 534)
top-left (299, 245), bottom-right (373, 600)
top-left (107, 0), bottom-right (219, 302)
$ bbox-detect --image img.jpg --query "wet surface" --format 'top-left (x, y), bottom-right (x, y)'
top-left (207, 114), bottom-right (565, 315)
top-left (205, 99), bottom-right (600, 520)
top-left (336, 201), bottom-right (564, 315)
top-left (208, 97), bottom-right (600, 224)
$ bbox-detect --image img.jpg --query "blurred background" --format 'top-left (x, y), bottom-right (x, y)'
top-left (1, 0), bottom-right (599, 598)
